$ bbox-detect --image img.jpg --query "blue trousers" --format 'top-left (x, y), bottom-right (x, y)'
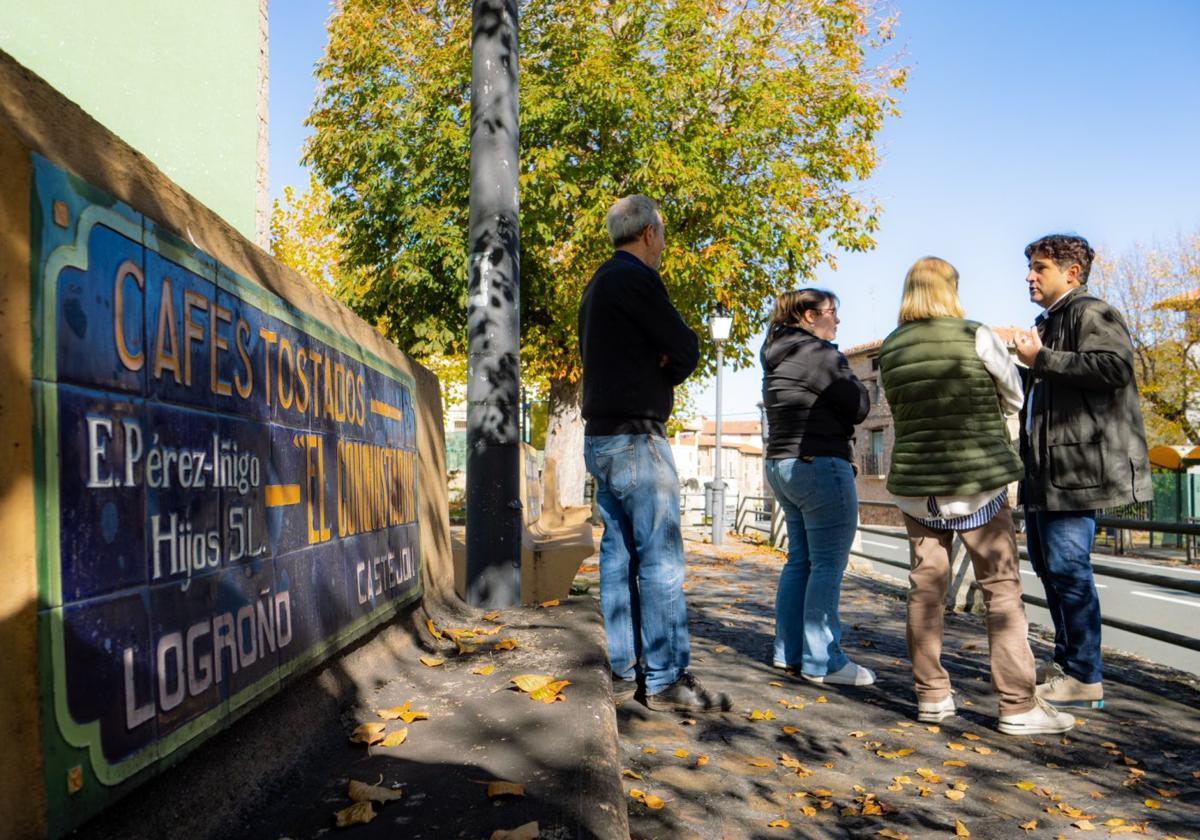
top-left (584, 434), bottom-right (690, 694)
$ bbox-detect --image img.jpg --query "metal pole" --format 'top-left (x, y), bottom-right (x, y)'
top-left (712, 343), bottom-right (725, 545)
top-left (465, 0), bottom-right (521, 607)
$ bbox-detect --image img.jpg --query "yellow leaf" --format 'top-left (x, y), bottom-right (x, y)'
top-left (472, 664), bottom-right (496, 676)
top-left (511, 674), bottom-right (556, 693)
top-left (350, 723), bottom-right (386, 745)
top-left (862, 801), bottom-right (883, 816)
top-left (489, 821), bottom-right (540, 840)
top-left (483, 610), bottom-right (501, 621)
top-left (1015, 781), bottom-right (1037, 791)
top-left (801, 805), bottom-right (817, 817)
top-left (894, 776), bottom-right (913, 784)
top-left (947, 743), bottom-right (966, 751)
top-left (916, 769), bottom-right (941, 783)
top-left (622, 768), bottom-right (643, 780)
top-left (377, 702), bottom-right (411, 720)
top-left (712, 645), bottom-right (728, 653)
top-left (538, 599), bottom-right (560, 608)
top-left (487, 781), bottom-right (526, 798)
top-left (768, 819), bottom-right (790, 828)
top-left (878, 830), bottom-right (909, 840)
top-left (695, 755), bottom-right (709, 767)
top-left (946, 789), bottom-right (966, 801)
top-left (896, 748), bottom-right (915, 757)
top-left (748, 709), bottom-right (776, 721)
top-left (473, 623), bottom-right (504, 636)
top-left (1143, 799), bottom-right (1161, 809)
top-left (1072, 820), bottom-right (1096, 831)
top-left (381, 728), bottom-right (409, 748)
top-left (426, 618), bottom-right (443, 639)
top-left (849, 731), bottom-right (868, 738)
top-left (348, 780), bottom-right (403, 803)
top-left (816, 696), bottom-right (828, 703)
top-left (812, 788), bottom-right (833, 797)
top-left (961, 733), bottom-right (981, 741)
top-left (955, 818), bottom-right (970, 837)
top-left (1058, 804), bottom-right (1084, 818)
top-left (749, 759), bottom-right (772, 768)
top-left (1020, 820), bottom-right (1037, 831)
top-left (952, 782), bottom-right (969, 792)
top-left (768, 681), bottom-right (783, 687)
top-left (674, 749), bottom-right (689, 758)
top-left (494, 638), bottom-right (519, 651)
top-left (974, 746), bottom-right (993, 755)
top-left (629, 788), bottom-right (664, 810)
top-left (943, 760), bottom-right (966, 768)
top-left (530, 680), bottom-right (569, 703)
top-left (926, 725), bottom-right (941, 733)
top-left (782, 726), bottom-right (800, 735)
top-left (455, 638), bottom-right (477, 655)
top-left (1103, 819), bottom-right (1125, 827)
top-left (419, 656), bottom-right (444, 667)
top-left (444, 628), bottom-right (477, 640)
top-left (335, 801), bottom-right (376, 826)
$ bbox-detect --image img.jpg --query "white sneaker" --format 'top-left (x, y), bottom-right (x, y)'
top-left (1035, 658), bottom-right (1065, 686)
top-left (917, 694), bottom-right (956, 723)
top-left (998, 698), bottom-right (1075, 736)
top-left (802, 661), bottom-right (876, 686)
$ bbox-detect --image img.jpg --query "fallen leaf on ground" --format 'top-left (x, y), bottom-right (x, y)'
top-left (530, 680), bottom-right (569, 703)
top-left (538, 599), bottom-right (560, 608)
top-left (419, 656), bottom-right (444, 667)
top-left (695, 755), bottom-right (709, 767)
top-left (955, 818), bottom-right (970, 837)
top-left (1015, 781), bottom-right (1037, 791)
top-left (629, 789), bottom-right (665, 809)
top-left (945, 789), bottom-right (966, 801)
top-left (782, 726), bottom-right (800, 735)
top-left (378, 702), bottom-right (428, 724)
top-left (334, 801), bottom-right (376, 827)
top-left (812, 788), bottom-right (833, 797)
top-left (622, 769), bottom-right (642, 780)
top-left (943, 760), bottom-right (966, 768)
top-left (961, 733), bottom-right (981, 741)
top-left (473, 623), bottom-right (505, 636)
top-left (1072, 820), bottom-right (1096, 831)
top-left (643, 747), bottom-right (657, 754)
top-left (801, 805), bottom-right (817, 817)
top-left (483, 610), bottom-right (501, 621)
top-left (749, 710), bottom-right (777, 721)
top-left (849, 731), bottom-right (868, 738)
top-left (350, 723), bottom-right (386, 745)
top-left (768, 819), bottom-right (790, 828)
top-left (712, 645), bottom-right (728, 653)
top-left (380, 729), bottom-right (409, 748)
top-left (511, 674), bottom-right (555, 693)
top-left (974, 747), bottom-right (993, 755)
top-left (926, 725), bottom-right (941, 733)
top-left (472, 664), bottom-right (496, 676)
top-left (426, 618), bottom-right (443, 639)
top-left (673, 749), bottom-right (689, 758)
top-left (488, 781), bottom-right (525, 798)
top-left (878, 830), bottom-right (908, 840)
top-left (947, 743), bottom-right (966, 751)
top-left (1019, 819), bottom-right (1037, 831)
top-left (816, 696), bottom-right (828, 703)
top-left (768, 681), bottom-right (784, 687)
top-left (1103, 819), bottom-right (1125, 827)
top-left (489, 821), bottom-right (539, 840)
top-left (916, 768), bottom-right (942, 783)
top-left (348, 780), bottom-right (403, 803)
top-left (749, 759), bottom-right (773, 768)
top-left (494, 638), bottom-right (519, 651)
top-left (1143, 799), bottom-right (1160, 809)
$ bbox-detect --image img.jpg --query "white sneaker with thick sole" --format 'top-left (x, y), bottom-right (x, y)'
top-left (802, 661), bottom-right (876, 686)
top-left (998, 698), bottom-right (1075, 735)
top-left (917, 694), bottom-right (956, 723)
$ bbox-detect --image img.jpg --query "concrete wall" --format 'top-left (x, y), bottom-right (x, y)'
top-left (0, 0), bottom-right (267, 245)
top-left (0, 49), bottom-right (451, 838)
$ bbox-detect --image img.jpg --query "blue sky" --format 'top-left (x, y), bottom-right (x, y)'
top-left (268, 1), bottom-right (1200, 420)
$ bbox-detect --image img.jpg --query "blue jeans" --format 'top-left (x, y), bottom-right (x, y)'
top-left (584, 434), bottom-right (690, 694)
top-left (766, 457), bottom-right (858, 676)
top-left (1025, 509), bottom-right (1102, 684)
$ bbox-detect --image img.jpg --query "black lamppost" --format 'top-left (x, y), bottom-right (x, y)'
top-left (708, 305), bottom-right (732, 545)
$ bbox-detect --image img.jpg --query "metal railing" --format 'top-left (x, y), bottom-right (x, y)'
top-left (860, 452), bottom-right (885, 477)
top-left (735, 494), bottom-right (1200, 655)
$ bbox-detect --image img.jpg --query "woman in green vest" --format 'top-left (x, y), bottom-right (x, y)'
top-left (878, 257), bottom-right (1074, 735)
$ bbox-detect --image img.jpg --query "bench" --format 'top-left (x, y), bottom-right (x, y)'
top-left (452, 445), bottom-right (595, 604)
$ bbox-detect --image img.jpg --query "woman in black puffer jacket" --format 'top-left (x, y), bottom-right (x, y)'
top-left (761, 288), bottom-right (872, 685)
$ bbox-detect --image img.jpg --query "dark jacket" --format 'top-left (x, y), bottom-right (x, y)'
top-left (578, 251), bottom-right (699, 437)
top-left (1018, 287), bottom-right (1152, 511)
top-left (761, 325), bottom-right (869, 462)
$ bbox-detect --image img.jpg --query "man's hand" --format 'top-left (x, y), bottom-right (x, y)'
top-left (659, 352), bottom-right (669, 368)
top-left (1015, 328), bottom-right (1042, 367)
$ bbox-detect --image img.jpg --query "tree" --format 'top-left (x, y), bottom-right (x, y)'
top-left (1090, 229), bottom-right (1200, 445)
top-left (305, 0), bottom-right (906, 503)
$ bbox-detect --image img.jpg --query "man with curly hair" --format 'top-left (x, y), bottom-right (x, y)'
top-left (1014, 234), bottom-right (1151, 710)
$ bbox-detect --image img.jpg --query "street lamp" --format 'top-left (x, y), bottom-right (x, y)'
top-left (708, 305), bottom-right (733, 545)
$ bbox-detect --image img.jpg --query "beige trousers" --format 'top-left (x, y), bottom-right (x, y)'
top-left (904, 508), bottom-right (1037, 716)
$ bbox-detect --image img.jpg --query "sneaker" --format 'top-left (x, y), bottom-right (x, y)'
top-left (612, 677), bottom-right (638, 705)
top-left (917, 694), bottom-right (956, 723)
top-left (1035, 673), bottom-right (1104, 709)
top-left (802, 661), bottom-right (876, 687)
top-left (1035, 658), bottom-right (1065, 686)
top-left (999, 697), bottom-right (1076, 735)
top-left (644, 672), bottom-right (732, 713)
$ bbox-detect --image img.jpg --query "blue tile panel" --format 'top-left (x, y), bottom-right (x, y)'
top-left (33, 156), bottom-right (422, 816)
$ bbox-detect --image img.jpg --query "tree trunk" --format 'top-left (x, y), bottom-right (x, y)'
top-left (545, 378), bottom-right (586, 506)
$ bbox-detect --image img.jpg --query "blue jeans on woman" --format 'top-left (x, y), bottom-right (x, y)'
top-left (1024, 510), bottom-right (1102, 684)
top-left (584, 433), bottom-right (690, 695)
top-left (766, 457), bottom-right (858, 677)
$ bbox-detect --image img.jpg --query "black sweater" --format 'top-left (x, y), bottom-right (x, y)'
top-left (760, 325), bottom-right (869, 461)
top-left (578, 251), bottom-right (700, 436)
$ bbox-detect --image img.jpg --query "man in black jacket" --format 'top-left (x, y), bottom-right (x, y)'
top-left (578, 194), bottom-right (730, 713)
top-left (1015, 234), bottom-right (1151, 709)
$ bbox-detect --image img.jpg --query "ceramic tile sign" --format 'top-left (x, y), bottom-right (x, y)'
top-left (31, 155), bottom-right (422, 830)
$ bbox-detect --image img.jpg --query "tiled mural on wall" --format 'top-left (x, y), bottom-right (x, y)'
top-left (31, 155), bottom-right (422, 832)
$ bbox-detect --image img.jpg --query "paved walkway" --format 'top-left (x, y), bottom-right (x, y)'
top-left (580, 530), bottom-right (1200, 840)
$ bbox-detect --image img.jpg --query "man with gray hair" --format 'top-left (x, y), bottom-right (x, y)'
top-left (578, 195), bottom-right (731, 713)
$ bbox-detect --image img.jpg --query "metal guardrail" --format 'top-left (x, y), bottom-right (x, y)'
top-left (736, 494), bottom-right (1200, 654)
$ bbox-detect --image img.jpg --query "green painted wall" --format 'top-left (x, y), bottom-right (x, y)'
top-left (0, 1), bottom-right (264, 242)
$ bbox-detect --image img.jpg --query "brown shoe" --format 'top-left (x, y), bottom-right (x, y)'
top-left (645, 672), bottom-right (731, 713)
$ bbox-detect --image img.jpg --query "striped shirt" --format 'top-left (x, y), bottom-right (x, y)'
top-left (910, 489), bottom-right (1008, 532)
